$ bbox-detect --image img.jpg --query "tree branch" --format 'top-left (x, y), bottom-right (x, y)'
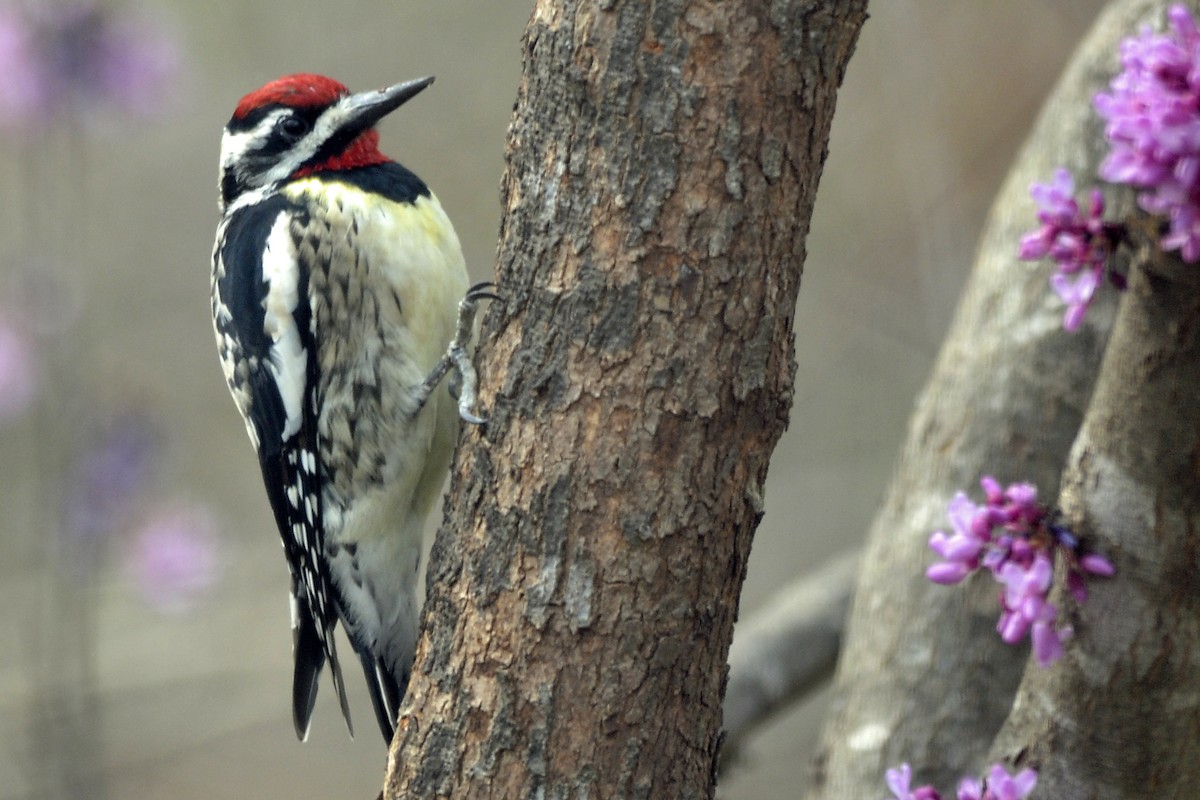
top-left (721, 549), bottom-right (858, 762)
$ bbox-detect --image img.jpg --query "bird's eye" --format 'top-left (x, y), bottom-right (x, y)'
top-left (278, 115), bottom-right (309, 140)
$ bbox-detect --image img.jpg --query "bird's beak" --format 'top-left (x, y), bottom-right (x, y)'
top-left (338, 76), bottom-right (434, 134)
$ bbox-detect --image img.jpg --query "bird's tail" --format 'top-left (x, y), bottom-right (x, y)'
top-left (291, 591), bottom-right (353, 740)
top-left (359, 651), bottom-right (407, 743)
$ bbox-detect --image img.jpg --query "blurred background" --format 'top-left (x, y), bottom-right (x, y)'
top-left (0, 1), bottom-right (1109, 797)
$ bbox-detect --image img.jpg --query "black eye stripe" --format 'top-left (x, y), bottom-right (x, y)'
top-left (229, 106), bottom-right (324, 165)
top-left (227, 103), bottom-right (324, 135)
top-left (219, 102), bottom-right (329, 206)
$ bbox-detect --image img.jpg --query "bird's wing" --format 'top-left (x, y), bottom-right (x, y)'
top-left (211, 194), bottom-right (353, 740)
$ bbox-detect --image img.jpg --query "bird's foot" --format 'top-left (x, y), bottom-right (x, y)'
top-left (415, 281), bottom-right (500, 424)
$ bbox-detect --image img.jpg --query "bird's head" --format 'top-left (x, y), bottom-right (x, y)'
top-left (217, 73), bottom-right (433, 210)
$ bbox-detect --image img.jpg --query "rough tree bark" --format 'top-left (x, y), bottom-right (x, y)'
top-left (805, 2), bottom-right (1167, 796)
top-left (987, 223), bottom-right (1200, 798)
top-left (383, 2), bottom-right (867, 798)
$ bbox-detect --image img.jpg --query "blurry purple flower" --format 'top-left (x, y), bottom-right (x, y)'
top-left (1095, 4), bottom-right (1200, 261)
top-left (981, 764), bottom-right (1037, 800)
top-left (887, 764), bottom-right (1036, 800)
top-left (0, 0), bottom-right (177, 131)
top-left (979, 474), bottom-right (1004, 506)
top-left (885, 764), bottom-right (941, 800)
top-left (956, 776), bottom-right (983, 800)
top-left (995, 551), bottom-right (1073, 666)
top-left (1079, 552), bottom-right (1115, 576)
top-left (1065, 549), bottom-right (1117, 603)
top-left (1018, 168), bottom-right (1119, 331)
top-left (926, 559), bottom-right (972, 585)
top-left (1017, 169), bottom-right (1103, 262)
top-left (927, 476), bottom-right (1114, 667)
top-left (0, 314), bottom-right (38, 421)
top-left (1050, 266), bottom-right (1101, 332)
top-left (65, 411), bottom-right (159, 545)
top-left (926, 493), bottom-right (989, 584)
top-left (1030, 618), bottom-right (1071, 666)
top-left (999, 550), bottom-right (1053, 618)
top-left (128, 501), bottom-right (220, 613)
top-left (999, 480), bottom-right (1041, 529)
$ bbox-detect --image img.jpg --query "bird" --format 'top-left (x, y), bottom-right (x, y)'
top-left (210, 72), bottom-right (493, 743)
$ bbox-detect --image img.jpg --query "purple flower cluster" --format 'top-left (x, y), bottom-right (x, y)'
top-left (1020, 5), bottom-right (1200, 330)
top-left (1018, 168), bottom-right (1120, 331)
top-left (128, 501), bottom-right (221, 613)
top-left (927, 476), bottom-right (1114, 667)
top-left (886, 762), bottom-right (1037, 800)
top-left (0, 0), bottom-right (176, 131)
top-left (1095, 4), bottom-right (1200, 262)
top-left (59, 412), bottom-right (224, 611)
top-left (0, 313), bottom-right (38, 421)
top-left (65, 412), bottom-right (160, 547)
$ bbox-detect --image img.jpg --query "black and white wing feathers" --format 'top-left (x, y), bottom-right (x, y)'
top-left (211, 193), bottom-right (353, 740)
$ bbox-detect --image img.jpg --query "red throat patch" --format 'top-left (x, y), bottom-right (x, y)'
top-left (233, 73), bottom-right (347, 120)
top-left (293, 129), bottom-right (391, 178)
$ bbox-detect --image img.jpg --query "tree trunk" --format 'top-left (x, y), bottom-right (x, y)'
top-left (987, 224), bottom-right (1200, 798)
top-left (806, 2), bottom-right (1167, 796)
top-left (383, 1), bottom-right (866, 797)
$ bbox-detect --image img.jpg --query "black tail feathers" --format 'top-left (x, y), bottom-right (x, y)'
top-left (291, 594), bottom-right (353, 740)
top-left (359, 651), bottom-right (408, 743)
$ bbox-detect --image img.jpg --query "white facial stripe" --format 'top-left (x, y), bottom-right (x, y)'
top-left (219, 108), bottom-right (323, 202)
top-left (218, 128), bottom-right (258, 175)
top-left (217, 95), bottom-right (369, 209)
top-left (219, 109), bottom-right (285, 173)
top-left (262, 100), bottom-right (357, 186)
top-left (261, 211), bottom-right (307, 441)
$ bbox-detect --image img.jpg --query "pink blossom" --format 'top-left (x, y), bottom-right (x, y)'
top-left (0, 0), bottom-right (177, 132)
top-left (927, 476), bottom-right (1114, 667)
top-left (1095, 3), bottom-right (1200, 261)
top-left (886, 763), bottom-right (942, 800)
top-left (982, 764), bottom-right (1038, 800)
top-left (1019, 169), bottom-right (1117, 331)
top-left (128, 502), bottom-right (221, 613)
top-left (886, 763), bottom-right (1036, 800)
top-left (0, 315), bottom-right (38, 421)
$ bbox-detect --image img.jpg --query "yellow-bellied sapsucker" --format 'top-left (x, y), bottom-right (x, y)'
top-left (210, 73), bottom-right (492, 743)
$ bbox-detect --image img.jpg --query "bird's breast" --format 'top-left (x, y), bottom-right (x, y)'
top-left (282, 177), bottom-right (468, 529)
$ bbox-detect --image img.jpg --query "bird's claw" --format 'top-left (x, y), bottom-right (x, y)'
top-left (464, 281), bottom-right (503, 305)
top-left (415, 282), bottom-right (500, 425)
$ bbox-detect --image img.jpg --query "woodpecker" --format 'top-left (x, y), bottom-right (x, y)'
top-left (210, 73), bottom-right (492, 743)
